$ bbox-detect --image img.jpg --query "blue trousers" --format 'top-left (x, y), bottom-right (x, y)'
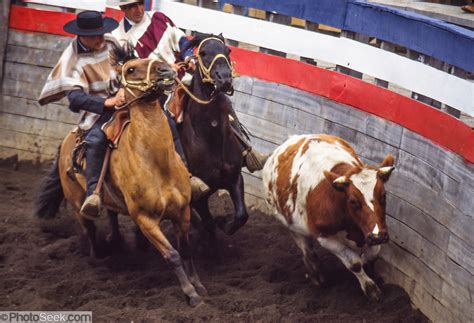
top-left (84, 110), bottom-right (113, 196)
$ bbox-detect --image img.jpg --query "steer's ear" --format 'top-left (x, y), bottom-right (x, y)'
top-left (324, 171), bottom-right (349, 192)
top-left (378, 154), bottom-right (395, 182)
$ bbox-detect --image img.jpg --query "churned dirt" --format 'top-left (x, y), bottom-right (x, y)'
top-left (0, 161), bottom-right (428, 322)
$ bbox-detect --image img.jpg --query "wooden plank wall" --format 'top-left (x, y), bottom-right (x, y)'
top-left (0, 0), bottom-right (11, 87)
top-left (0, 29), bottom-right (472, 323)
top-left (0, 30), bottom-right (76, 162)
top-left (230, 76), bottom-right (474, 323)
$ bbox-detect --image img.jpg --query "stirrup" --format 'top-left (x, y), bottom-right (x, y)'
top-left (190, 176), bottom-right (210, 201)
top-left (80, 193), bottom-right (102, 220)
top-left (245, 148), bottom-right (269, 173)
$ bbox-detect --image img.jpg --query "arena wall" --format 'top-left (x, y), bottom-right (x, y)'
top-left (0, 3), bottom-right (472, 322)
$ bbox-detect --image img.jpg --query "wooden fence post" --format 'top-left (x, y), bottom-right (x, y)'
top-left (0, 0), bottom-right (11, 91)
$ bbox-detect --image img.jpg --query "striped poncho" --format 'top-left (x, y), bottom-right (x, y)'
top-left (38, 35), bottom-right (120, 130)
top-left (111, 11), bottom-right (187, 64)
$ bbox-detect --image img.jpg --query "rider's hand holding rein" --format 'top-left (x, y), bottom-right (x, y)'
top-left (105, 88), bottom-right (126, 108)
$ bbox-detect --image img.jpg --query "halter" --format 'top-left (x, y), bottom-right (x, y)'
top-left (176, 37), bottom-right (238, 105)
top-left (195, 37), bottom-right (238, 85)
top-left (121, 59), bottom-right (160, 98)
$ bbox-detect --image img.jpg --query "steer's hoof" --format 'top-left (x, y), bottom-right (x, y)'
top-left (365, 282), bottom-right (381, 302)
top-left (195, 285), bottom-right (208, 297)
top-left (187, 294), bottom-right (203, 307)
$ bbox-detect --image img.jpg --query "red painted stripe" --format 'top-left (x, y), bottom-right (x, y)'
top-left (230, 47), bottom-right (474, 164)
top-left (8, 5), bottom-right (123, 36)
top-left (8, 6), bottom-right (473, 163)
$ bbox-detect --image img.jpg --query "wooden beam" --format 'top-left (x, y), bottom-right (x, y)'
top-left (0, 0), bottom-right (11, 89)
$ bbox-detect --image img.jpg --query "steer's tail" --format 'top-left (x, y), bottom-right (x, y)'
top-left (35, 146), bottom-right (64, 218)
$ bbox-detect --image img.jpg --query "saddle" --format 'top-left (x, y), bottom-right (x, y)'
top-left (68, 109), bottom-right (130, 178)
top-left (102, 109), bottom-right (131, 148)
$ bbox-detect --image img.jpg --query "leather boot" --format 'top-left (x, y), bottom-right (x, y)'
top-left (80, 193), bottom-right (102, 220)
top-left (228, 110), bottom-right (269, 173)
top-left (80, 128), bottom-right (107, 220)
top-left (243, 147), bottom-right (270, 173)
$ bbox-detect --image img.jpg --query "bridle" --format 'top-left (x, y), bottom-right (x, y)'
top-left (195, 37), bottom-right (237, 85)
top-left (177, 37), bottom-right (238, 105)
top-left (117, 59), bottom-right (173, 109)
top-left (121, 59), bottom-right (161, 98)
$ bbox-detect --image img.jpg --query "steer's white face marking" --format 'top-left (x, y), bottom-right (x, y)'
top-left (372, 223), bottom-right (379, 235)
top-left (350, 169), bottom-right (378, 211)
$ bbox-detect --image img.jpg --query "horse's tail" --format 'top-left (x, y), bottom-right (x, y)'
top-left (35, 146), bottom-right (64, 218)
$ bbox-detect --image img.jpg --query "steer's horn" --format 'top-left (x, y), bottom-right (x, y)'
top-left (332, 176), bottom-right (349, 191)
top-left (378, 166), bottom-right (395, 182)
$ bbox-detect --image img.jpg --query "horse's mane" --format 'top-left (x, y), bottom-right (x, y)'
top-left (180, 33), bottom-right (226, 56)
top-left (109, 42), bottom-right (136, 67)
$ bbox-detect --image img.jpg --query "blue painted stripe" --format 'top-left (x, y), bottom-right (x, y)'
top-left (345, 2), bottom-right (474, 73)
top-left (223, 0), bottom-right (349, 29)
top-left (145, 0), bottom-right (151, 11)
top-left (223, 0), bottom-right (474, 73)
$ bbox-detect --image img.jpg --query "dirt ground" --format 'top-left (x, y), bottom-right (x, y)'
top-left (0, 161), bottom-right (428, 322)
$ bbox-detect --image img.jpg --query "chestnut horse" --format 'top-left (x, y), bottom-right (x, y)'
top-left (35, 50), bottom-right (206, 306)
top-left (177, 34), bottom-right (248, 238)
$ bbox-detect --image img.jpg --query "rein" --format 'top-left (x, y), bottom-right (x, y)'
top-left (177, 37), bottom-right (238, 105)
top-left (115, 91), bottom-right (150, 110)
top-left (175, 77), bottom-right (216, 105)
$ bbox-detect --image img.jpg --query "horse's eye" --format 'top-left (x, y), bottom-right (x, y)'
top-left (200, 50), bottom-right (206, 57)
top-left (127, 67), bottom-right (135, 74)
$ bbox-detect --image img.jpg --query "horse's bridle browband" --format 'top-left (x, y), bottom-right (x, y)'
top-left (195, 37), bottom-right (238, 85)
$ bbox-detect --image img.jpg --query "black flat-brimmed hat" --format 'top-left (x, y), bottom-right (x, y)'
top-left (63, 11), bottom-right (119, 36)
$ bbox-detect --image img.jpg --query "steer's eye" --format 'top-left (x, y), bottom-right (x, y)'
top-left (380, 193), bottom-right (386, 205)
top-left (126, 67), bottom-right (135, 74)
top-left (349, 198), bottom-right (361, 210)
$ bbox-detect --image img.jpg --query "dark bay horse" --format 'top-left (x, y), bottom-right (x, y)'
top-left (36, 49), bottom-right (206, 306)
top-left (177, 34), bottom-right (248, 238)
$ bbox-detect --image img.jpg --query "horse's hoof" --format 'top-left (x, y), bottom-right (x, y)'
top-left (365, 281), bottom-right (381, 302)
top-left (187, 294), bottom-right (203, 307)
top-left (194, 284), bottom-right (208, 296)
top-left (216, 215), bottom-right (248, 235)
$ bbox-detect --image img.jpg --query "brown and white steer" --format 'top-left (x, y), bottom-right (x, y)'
top-left (262, 134), bottom-right (395, 301)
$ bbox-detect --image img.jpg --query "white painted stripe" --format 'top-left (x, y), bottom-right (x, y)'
top-left (25, 0), bottom-right (106, 11)
top-left (157, 1), bottom-right (474, 116)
